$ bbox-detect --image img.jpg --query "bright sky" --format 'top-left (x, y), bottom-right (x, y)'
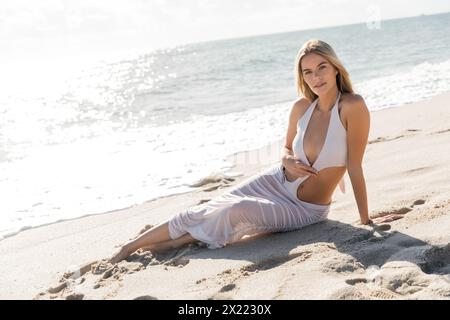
top-left (1, 0), bottom-right (449, 62)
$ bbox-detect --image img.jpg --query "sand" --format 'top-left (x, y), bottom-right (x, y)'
top-left (1, 91), bottom-right (450, 300)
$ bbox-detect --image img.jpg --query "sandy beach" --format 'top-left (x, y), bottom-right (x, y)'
top-left (1, 91), bottom-right (450, 300)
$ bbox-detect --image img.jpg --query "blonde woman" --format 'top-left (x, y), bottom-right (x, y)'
top-left (110, 39), bottom-right (402, 264)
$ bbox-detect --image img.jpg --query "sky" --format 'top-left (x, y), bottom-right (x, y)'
top-left (1, 0), bottom-right (449, 63)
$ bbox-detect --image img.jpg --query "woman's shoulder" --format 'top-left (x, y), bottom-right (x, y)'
top-left (293, 97), bottom-right (312, 108)
top-left (339, 93), bottom-right (369, 128)
top-left (340, 93), bottom-right (367, 113)
top-left (290, 97), bottom-right (312, 121)
top-left (340, 92), bottom-right (365, 104)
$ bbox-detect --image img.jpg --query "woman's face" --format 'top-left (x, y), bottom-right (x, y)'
top-left (300, 53), bottom-right (338, 95)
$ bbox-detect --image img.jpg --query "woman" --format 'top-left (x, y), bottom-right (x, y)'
top-left (110, 39), bottom-right (402, 264)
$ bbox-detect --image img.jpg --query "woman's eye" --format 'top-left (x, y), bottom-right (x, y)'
top-left (320, 65), bottom-right (326, 69)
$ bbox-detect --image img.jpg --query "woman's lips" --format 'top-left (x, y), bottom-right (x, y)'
top-left (314, 82), bottom-right (326, 88)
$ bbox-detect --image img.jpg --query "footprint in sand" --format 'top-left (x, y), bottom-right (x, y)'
top-left (219, 283), bottom-right (237, 293)
top-left (411, 199), bottom-right (426, 207)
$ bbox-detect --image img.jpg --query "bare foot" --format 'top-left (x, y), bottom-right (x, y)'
top-left (109, 244), bottom-right (134, 264)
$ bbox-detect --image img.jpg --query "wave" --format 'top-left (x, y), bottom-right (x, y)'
top-left (357, 57), bottom-right (450, 111)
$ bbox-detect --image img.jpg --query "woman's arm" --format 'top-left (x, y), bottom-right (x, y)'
top-left (280, 99), bottom-right (319, 180)
top-left (345, 95), bottom-right (371, 224)
top-left (281, 98), bottom-right (309, 164)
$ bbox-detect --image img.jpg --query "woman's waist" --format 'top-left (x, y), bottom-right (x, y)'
top-left (284, 167), bottom-right (345, 202)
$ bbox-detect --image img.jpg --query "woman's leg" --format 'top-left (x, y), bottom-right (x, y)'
top-left (142, 233), bottom-right (198, 253)
top-left (109, 221), bottom-right (196, 263)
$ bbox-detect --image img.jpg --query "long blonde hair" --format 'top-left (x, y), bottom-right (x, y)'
top-left (295, 39), bottom-right (354, 101)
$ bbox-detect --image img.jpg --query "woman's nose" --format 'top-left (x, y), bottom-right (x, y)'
top-left (312, 71), bottom-right (322, 80)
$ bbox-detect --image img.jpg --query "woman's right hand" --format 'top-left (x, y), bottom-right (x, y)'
top-left (283, 156), bottom-right (318, 181)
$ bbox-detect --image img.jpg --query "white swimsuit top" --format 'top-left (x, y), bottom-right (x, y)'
top-left (292, 91), bottom-right (347, 193)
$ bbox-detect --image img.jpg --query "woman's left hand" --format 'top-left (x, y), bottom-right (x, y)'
top-left (359, 212), bottom-right (405, 225)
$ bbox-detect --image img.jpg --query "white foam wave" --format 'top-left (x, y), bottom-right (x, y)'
top-left (357, 58), bottom-right (450, 111)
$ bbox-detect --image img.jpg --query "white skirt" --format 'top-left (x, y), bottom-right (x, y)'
top-left (168, 163), bottom-right (331, 249)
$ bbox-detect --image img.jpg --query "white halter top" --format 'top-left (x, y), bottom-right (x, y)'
top-left (292, 91), bottom-right (347, 193)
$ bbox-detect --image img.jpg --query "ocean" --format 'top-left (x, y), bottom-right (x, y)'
top-left (1, 12), bottom-right (450, 239)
